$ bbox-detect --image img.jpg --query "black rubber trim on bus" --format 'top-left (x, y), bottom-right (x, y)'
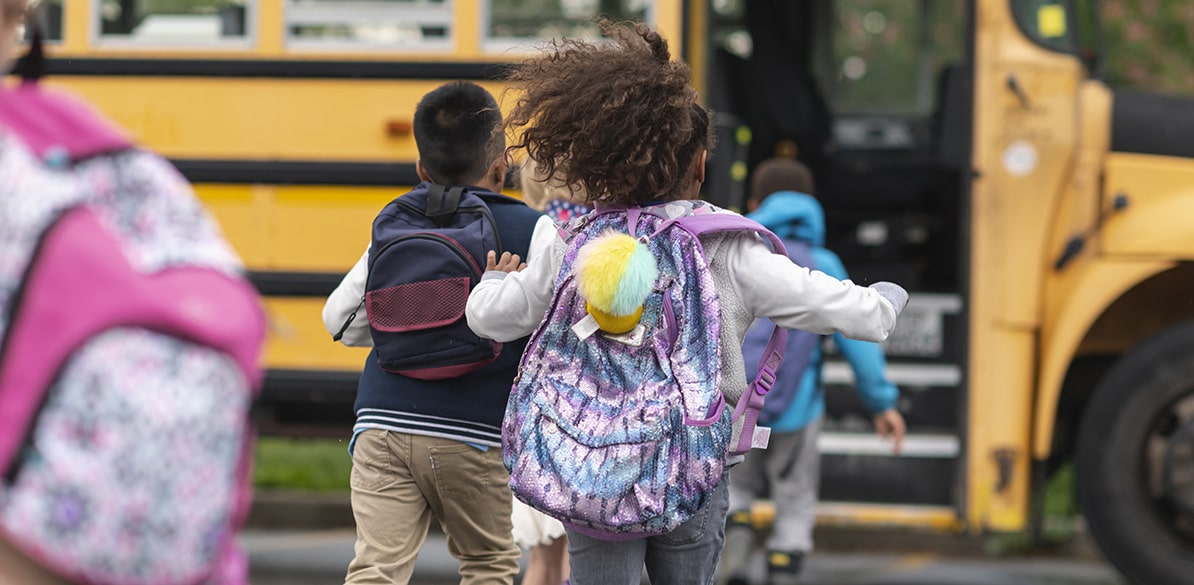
top-left (1111, 89), bottom-right (1194, 159)
top-left (9, 56), bottom-right (513, 81)
top-left (248, 271), bottom-right (347, 297)
top-left (171, 159), bottom-right (420, 186)
top-left (260, 369), bottom-right (359, 403)
top-left (256, 369), bottom-right (359, 436)
top-left (10, 55), bottom-right (513, 80)
top-left (821, 454), bottom-right (956, 506)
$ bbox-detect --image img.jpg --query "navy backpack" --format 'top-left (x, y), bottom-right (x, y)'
top-left (360, 183), bottom-right (503, 380)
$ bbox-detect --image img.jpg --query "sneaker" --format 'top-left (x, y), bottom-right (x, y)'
top-left (716, 520), bottom-right (755, 585)
top-left (765, 550), bottom-right (805, 585)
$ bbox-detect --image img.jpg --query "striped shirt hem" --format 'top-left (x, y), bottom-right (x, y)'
top-left (354, 409), bottom-right (502, 448)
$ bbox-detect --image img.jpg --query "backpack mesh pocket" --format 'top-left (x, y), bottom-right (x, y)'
top-left (366, 276), bottom-right (470, 332)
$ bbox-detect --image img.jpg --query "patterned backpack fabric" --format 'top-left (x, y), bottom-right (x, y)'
top-left (357, 183), bottom-right (502, 380)
top-left (504, 200), bottom-right (789, 539)
top-left (0, 81), bottom-right (265, 585)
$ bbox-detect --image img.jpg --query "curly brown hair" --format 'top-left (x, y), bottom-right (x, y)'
top-left (504, 21), bottom-right (712, 206)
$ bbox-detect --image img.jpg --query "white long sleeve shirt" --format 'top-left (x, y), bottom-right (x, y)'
top-left (321, 247), bottom-right (372, 347)
top-left (465, 211), bottom-right (904, 456)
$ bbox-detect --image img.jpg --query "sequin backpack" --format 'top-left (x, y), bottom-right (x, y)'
top-left (0, 62), bottom-right (265, 585)
top-left (503, 200), bottom-right (789, 539)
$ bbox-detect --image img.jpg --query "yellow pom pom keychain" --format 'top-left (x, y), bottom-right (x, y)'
top-left (573, 231), bottom-right (659, 334)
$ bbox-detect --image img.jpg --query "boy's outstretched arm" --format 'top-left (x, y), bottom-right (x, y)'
top-left (836, 333), bottom-right (906, 454)
top-left (815, 247), bottom-right (906, 455)
top-left (873, 408), bottom-right (906, 455)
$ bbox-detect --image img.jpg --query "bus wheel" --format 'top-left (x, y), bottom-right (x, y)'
top-left (1076, 321), bottom-right (1194, 585)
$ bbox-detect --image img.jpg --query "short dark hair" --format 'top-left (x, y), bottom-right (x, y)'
top-left (413, 81), bottom-right (505, 186)
top-left (750, 158), bottom-right (816, 204)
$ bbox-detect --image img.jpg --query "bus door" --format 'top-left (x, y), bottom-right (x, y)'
top-left (701, 0), bottom-right (973, 529)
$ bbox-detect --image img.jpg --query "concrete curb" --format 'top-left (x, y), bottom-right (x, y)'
top-left (248, 490), bottom-right (355, 530)
top-left (247, 490), bottom-right (1107, 563)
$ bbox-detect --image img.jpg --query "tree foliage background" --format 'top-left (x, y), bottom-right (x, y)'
top-left (1100, 0), bottom-right (1194, 96)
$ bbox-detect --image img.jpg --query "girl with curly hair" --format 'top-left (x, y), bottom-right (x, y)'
top-left (466, 21), bottom-right (907, 585)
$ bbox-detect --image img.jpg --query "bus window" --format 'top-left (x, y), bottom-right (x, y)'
top-left (821, 0), bottom-right (965, 117)
top-left (26, 0), bottom-right (64, 41)
top-left (286, 0), bottom-right (451, 48)
top-left (97, 0), bottom-right (251, 43)
top-left (484, 0), bottom-right (651, 51)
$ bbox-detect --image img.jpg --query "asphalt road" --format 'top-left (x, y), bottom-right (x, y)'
top-left (244, 529), bottom-right (1125, 585)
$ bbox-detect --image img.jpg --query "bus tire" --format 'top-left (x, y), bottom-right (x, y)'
top-left (1076, 320), bottom-right (1194, 585)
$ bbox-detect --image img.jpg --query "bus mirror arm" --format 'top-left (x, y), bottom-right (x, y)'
top-left (1053, 193), bottom-right (1131, 271)
top-left (1053, 238), bottom-right (1085, 271)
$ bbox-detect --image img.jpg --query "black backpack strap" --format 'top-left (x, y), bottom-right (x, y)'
top-left (18, 25), bottom-right (47, 82)
top-left (426, 184), bottom-right (465, 227)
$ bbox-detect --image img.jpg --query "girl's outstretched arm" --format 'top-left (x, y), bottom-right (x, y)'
top-left (726, 234), bottom-right (907, 342)
top-left (466, 215), bottom-right (561, 342)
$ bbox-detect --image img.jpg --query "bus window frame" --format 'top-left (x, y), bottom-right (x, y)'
top-left (91, 0), bottom-right (258, 50)
top-left (1008, 0), bottom-right (1078, 54)
top-left (1008, 0), bottom-right (1104, 78)
top-left (25, 0), bottom-right (64, 43)
top-left (478, 0), bottom-right (656, 54)
top-left (283, 0), bottom-right (454, 52)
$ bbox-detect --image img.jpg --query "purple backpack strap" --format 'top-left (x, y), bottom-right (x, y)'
top-left (0, 81), bottom-right (131, 160)
top-left (669, 213), bottom-right (790, 455)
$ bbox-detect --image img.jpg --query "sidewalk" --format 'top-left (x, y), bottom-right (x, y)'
top-left (242, 529), bottom-right (1123, 585)
top-left (246, 490), bottom-right (1106, 561)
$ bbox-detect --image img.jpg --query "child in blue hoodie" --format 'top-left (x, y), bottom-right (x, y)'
top-left (717, 158), bottom-right (906, 585)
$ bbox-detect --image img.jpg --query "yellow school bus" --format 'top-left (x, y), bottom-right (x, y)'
top-left (17, 0), bottom-right (682, 432)
top-left (15, 1), bottom-right (1194, 582)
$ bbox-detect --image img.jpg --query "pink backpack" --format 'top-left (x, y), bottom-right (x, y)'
top-left (0, 74), bottom-right (265, 585)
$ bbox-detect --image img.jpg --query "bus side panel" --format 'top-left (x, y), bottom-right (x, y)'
top-left (1034, 260), bottom-right (1173, 459)
top-left (43, 77), bottom-right (511, 161)
top-left (1101, 153), bottom-right (1194, 258)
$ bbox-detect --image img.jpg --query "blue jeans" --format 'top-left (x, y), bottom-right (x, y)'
top-left (565, 474), bottom-right (731, 585)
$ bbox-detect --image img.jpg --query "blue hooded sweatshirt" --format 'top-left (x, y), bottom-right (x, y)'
top-left (744, 191), bottom-right (899, 433)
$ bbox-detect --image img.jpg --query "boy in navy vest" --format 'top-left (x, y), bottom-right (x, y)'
top-left (323, 81), bottom-right (546, 585)
top-left (717, 158), bottom-right (906, 585)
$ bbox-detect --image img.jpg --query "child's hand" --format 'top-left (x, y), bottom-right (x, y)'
top-left (873, 409), bottom-right (906, 455)
top-left (486, 251), bottom-right (527, 273)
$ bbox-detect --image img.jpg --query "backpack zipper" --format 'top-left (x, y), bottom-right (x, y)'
top-left (369, 232), bottom-right (483, 284)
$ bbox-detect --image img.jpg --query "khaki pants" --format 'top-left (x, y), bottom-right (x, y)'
top-left (344, 429), bottom-right (521, 585)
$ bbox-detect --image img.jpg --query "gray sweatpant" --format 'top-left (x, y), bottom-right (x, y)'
top-left (726, 417), bottom-right (822, 553)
